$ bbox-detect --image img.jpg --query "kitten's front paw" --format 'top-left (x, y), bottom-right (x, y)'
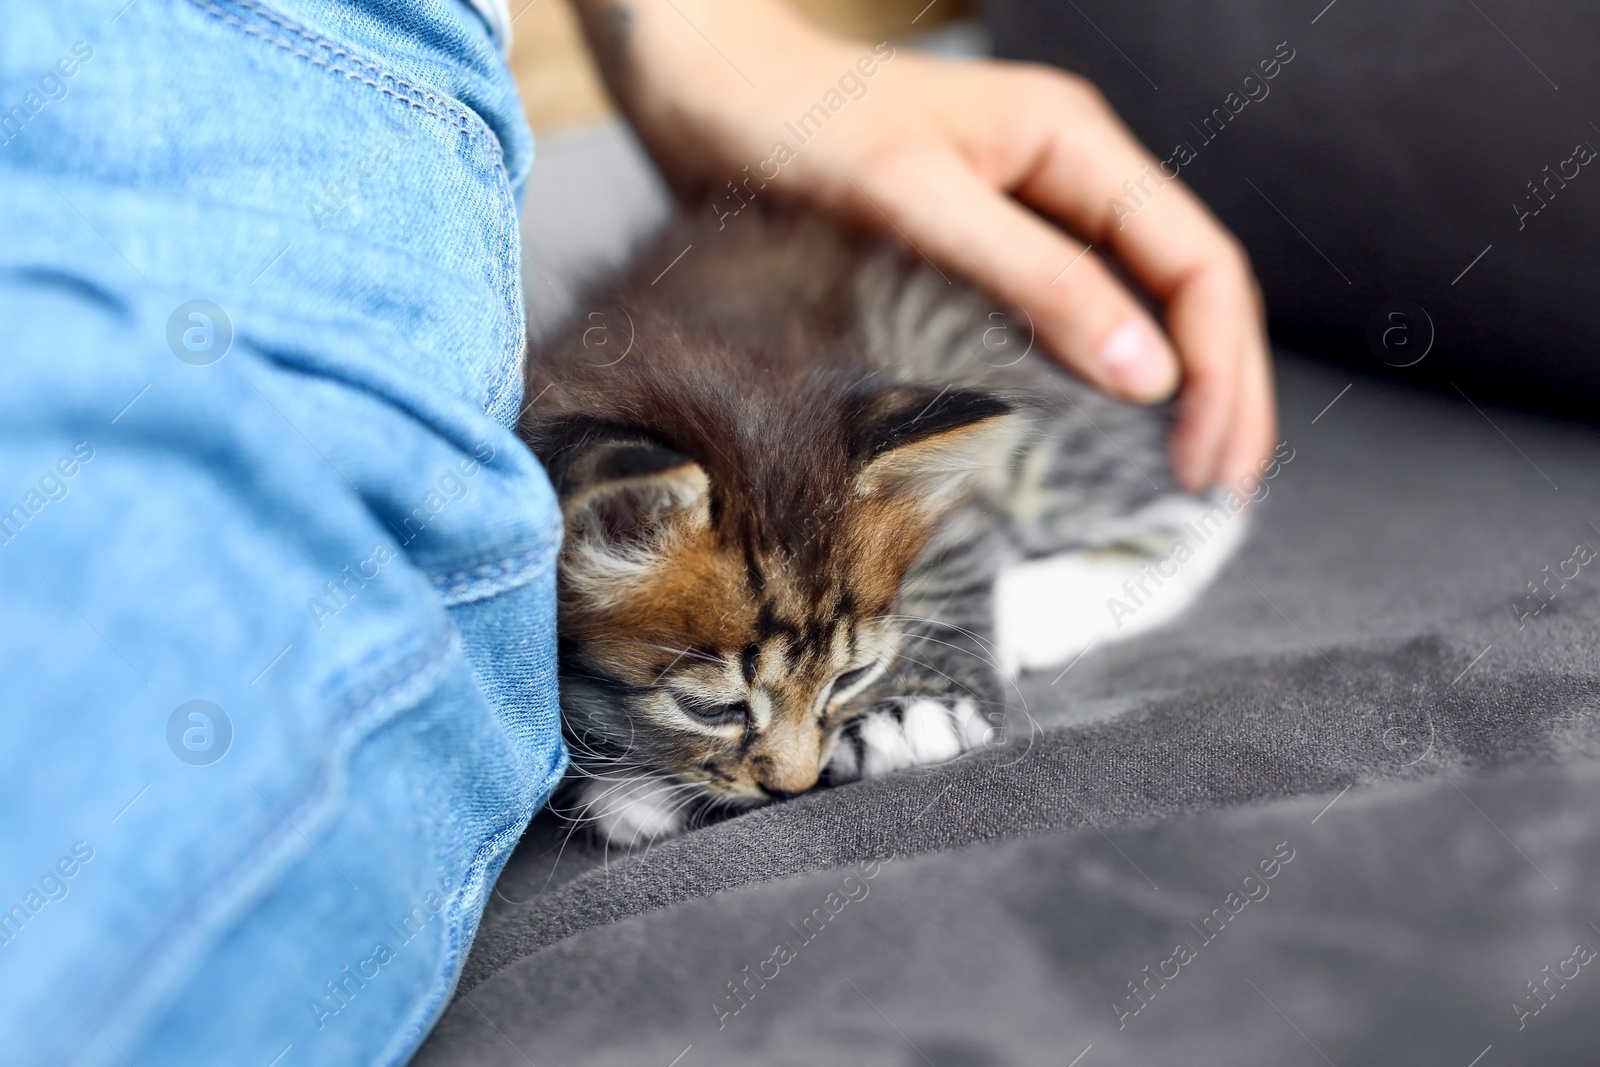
top-left (826, 696), bottom-right (998, 783)
top-left (573, 774), bottom-right (686, 847)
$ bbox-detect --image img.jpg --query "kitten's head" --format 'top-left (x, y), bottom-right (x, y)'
top-left (538, 380), bottom-right (1016, 811)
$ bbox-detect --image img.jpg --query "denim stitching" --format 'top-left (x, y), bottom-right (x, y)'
top-left (229, 0), bottom-right (486, 127)
top-left (104, 621), bottom-right (459, 1059)
top-left (227, 0), bottom-right (532, 418)
top-left (187, 0), bottom-right (528, 419)
top-left (188, 0), bottom-right (483, 144)
top-left (432, 550), bottom-right (553, 606)
top-left (376, 750), bottom-right (568, 1067)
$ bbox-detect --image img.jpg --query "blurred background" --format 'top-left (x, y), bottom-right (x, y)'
top-left (507, 0), bottom-right (975, 133)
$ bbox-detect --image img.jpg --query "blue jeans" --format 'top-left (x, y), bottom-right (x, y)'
top-left (0, 2), bottom-right (565, 1064)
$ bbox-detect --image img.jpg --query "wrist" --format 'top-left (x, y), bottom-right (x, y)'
top-left (570, 0), bottom-right (851, 189)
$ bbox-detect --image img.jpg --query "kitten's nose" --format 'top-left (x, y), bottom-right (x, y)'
top-left (752, 716), bottom-right (823, 797)
top-left (756, 759), bottom-right (819, 799)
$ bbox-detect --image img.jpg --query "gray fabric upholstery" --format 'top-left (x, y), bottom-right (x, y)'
top-left (415, 121), bottom-right (1600, 1065)
top-left (423, 760), bottom-right (1600, 1065)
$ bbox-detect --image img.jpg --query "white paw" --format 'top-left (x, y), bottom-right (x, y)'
top-left (828, 697), bottom-right (998, 782)
top-left (574, 774), bottom-right (686, 847)
top-left (994, 492), bottom-right (1251, 675)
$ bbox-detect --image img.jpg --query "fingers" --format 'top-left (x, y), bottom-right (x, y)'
top-left (1161, 256), bottom-right (1268, 491)
top-left (1157, 248), bottom-right (1274, 492)
top-left (839, 147), bottom-right (1181, 405)
top-left (1212, 288), bottom-right (1277, 490)
top-left (988, 70), bottom-right (1276, 488)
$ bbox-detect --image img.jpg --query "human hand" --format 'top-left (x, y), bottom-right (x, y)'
top-left (571, 0), bottom-right (1275, 490)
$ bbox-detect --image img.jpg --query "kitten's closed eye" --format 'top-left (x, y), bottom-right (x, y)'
top-left (831, 665), bottom-right (873, 697)
top-left (679, 698), bottom-right (751, 726)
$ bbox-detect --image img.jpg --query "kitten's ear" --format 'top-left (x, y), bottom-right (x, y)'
top-left (851, 387), bottom-right (1019, 515)
top-left (562, 442), bottom-right (710, 562)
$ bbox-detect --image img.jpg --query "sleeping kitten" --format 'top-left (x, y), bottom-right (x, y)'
top-left (518, 209), bottom-right (1246, 846)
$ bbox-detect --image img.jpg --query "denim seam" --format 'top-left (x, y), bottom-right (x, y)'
top-left (377, 749), bottom-right (569, 1067)
top-left (185, 0), bottom-right (525, 419)
top-left (482, 314), bottom-right (525, 427)
top-left (190, 0), bottom-right (489, 143)
top-left (432, 547), bottom-right (554, 606)
top-left (103, 621), bottom-right (460, 1066)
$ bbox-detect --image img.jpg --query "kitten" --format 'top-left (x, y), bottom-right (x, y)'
top-left (518, 209), bottom-right (1246, 846)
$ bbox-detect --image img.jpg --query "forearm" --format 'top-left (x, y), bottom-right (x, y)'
top-left (568, 0), bottom-right (855, 195)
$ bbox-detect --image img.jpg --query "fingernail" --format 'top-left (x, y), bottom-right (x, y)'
top-left (1097, 318), bottom-right (1175, 400)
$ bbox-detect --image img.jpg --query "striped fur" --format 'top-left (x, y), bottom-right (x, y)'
top-left (518, 208), bottom-right (1240, 846)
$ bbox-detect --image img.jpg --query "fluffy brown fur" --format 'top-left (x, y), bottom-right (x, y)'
top-left (519, 210), bottom-right (1018, 827)
top-left (519, 206), bottom-right (1222, 847)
